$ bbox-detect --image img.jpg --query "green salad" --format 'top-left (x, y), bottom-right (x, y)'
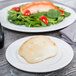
top-left (8, 7), bottom-right (71, 27)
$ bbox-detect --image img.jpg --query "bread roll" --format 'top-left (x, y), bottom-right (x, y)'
top-left (19, 35), bottom-right (58, 64)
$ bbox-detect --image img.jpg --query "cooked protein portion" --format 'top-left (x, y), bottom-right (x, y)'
top-left (21, 1), bottom-right (58, 14)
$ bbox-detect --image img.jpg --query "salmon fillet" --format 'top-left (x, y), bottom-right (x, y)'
top-left (21, 1), bottom-right (58, 14)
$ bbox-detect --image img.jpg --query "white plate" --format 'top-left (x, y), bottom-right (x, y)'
top-left (0, 2), bottom-right (76, 33)
top-left (6, 36), bottom-right (74, 73)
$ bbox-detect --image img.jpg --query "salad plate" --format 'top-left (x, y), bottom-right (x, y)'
top-left (0, 2), bottom-right (76, 32)
top-left (6, 36), bottom-right (74, 73)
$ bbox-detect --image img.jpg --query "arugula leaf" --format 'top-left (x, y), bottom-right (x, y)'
top-left (8, 14), bottom-right (17, 20)
top-left (58, 7), bottom-right (64, 10)
top-left (17, 15), bottom-right (23, 20)
top-left (64, 11), bottom-right (71, 17)
top-left (51, 21), bottom-right (58, 24)
top-left (47, 17), bottom-right (58, 24)
top-left (30, 12), bottom-right (47, 18)
top-left (47, 9), bottom-right (62, 18)
top-left (25, 22), bottom-right (30, 27)
top-left (47, 23), bottom-right (52, 26)
top-left (40, 12), bottom-right (47, 16)
top-left (13, 20), bottom-right (25, 25)
top-left (32, 24), bottom-right (41, 27)
top-left (8, 19), bottom-right (13, 23)
top-left (57, 16), bottom-right (64, 22)
top-left (47, 17), bottom-right (56, 22)
top-left (8, 9), bottom-right (17, 14)
top-left (40, 21), bottom-right (47, 27)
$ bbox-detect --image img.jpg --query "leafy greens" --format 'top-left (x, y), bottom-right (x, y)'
top-left (8, 7), bottom-right (71, 27)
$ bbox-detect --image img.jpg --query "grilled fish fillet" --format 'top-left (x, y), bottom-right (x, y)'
top-left (21, 1), bottom-right (58, 14)
top-left (19, 35), bottom-right (58, 64)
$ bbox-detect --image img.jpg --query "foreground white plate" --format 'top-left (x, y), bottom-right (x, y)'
top-left (6, 36), bottom-right (74, 73)
top-left (0, 2), bottom-right (76, 33)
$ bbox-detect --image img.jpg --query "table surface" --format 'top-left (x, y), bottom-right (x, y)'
top-left (0, 0), bottom-right (76, 76)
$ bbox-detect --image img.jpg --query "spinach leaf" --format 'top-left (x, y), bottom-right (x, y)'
top-left (47, 9), bottom-right (62, 18)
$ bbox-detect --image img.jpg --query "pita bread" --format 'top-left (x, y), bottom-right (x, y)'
top-left (19, 35), bottom-right (58, 64)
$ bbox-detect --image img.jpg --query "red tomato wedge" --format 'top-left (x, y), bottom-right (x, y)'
top-left (40, 16), bottom-right (48, 24)
top-left (24, 10), bottom-right (31, 16)
top-left (57, 9), bottom-right (64, 14)
top-left (12, 7), bottom-right (20, 12)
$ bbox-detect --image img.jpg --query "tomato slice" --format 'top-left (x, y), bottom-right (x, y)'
top-left (12, 7), bottom-right (20, 12)
top-left (57, 9), bottom-right (64, 14)
top-left (40, 16), bottom-right (48, 24)
top-left (24, 10), bottom-right (31, 16)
